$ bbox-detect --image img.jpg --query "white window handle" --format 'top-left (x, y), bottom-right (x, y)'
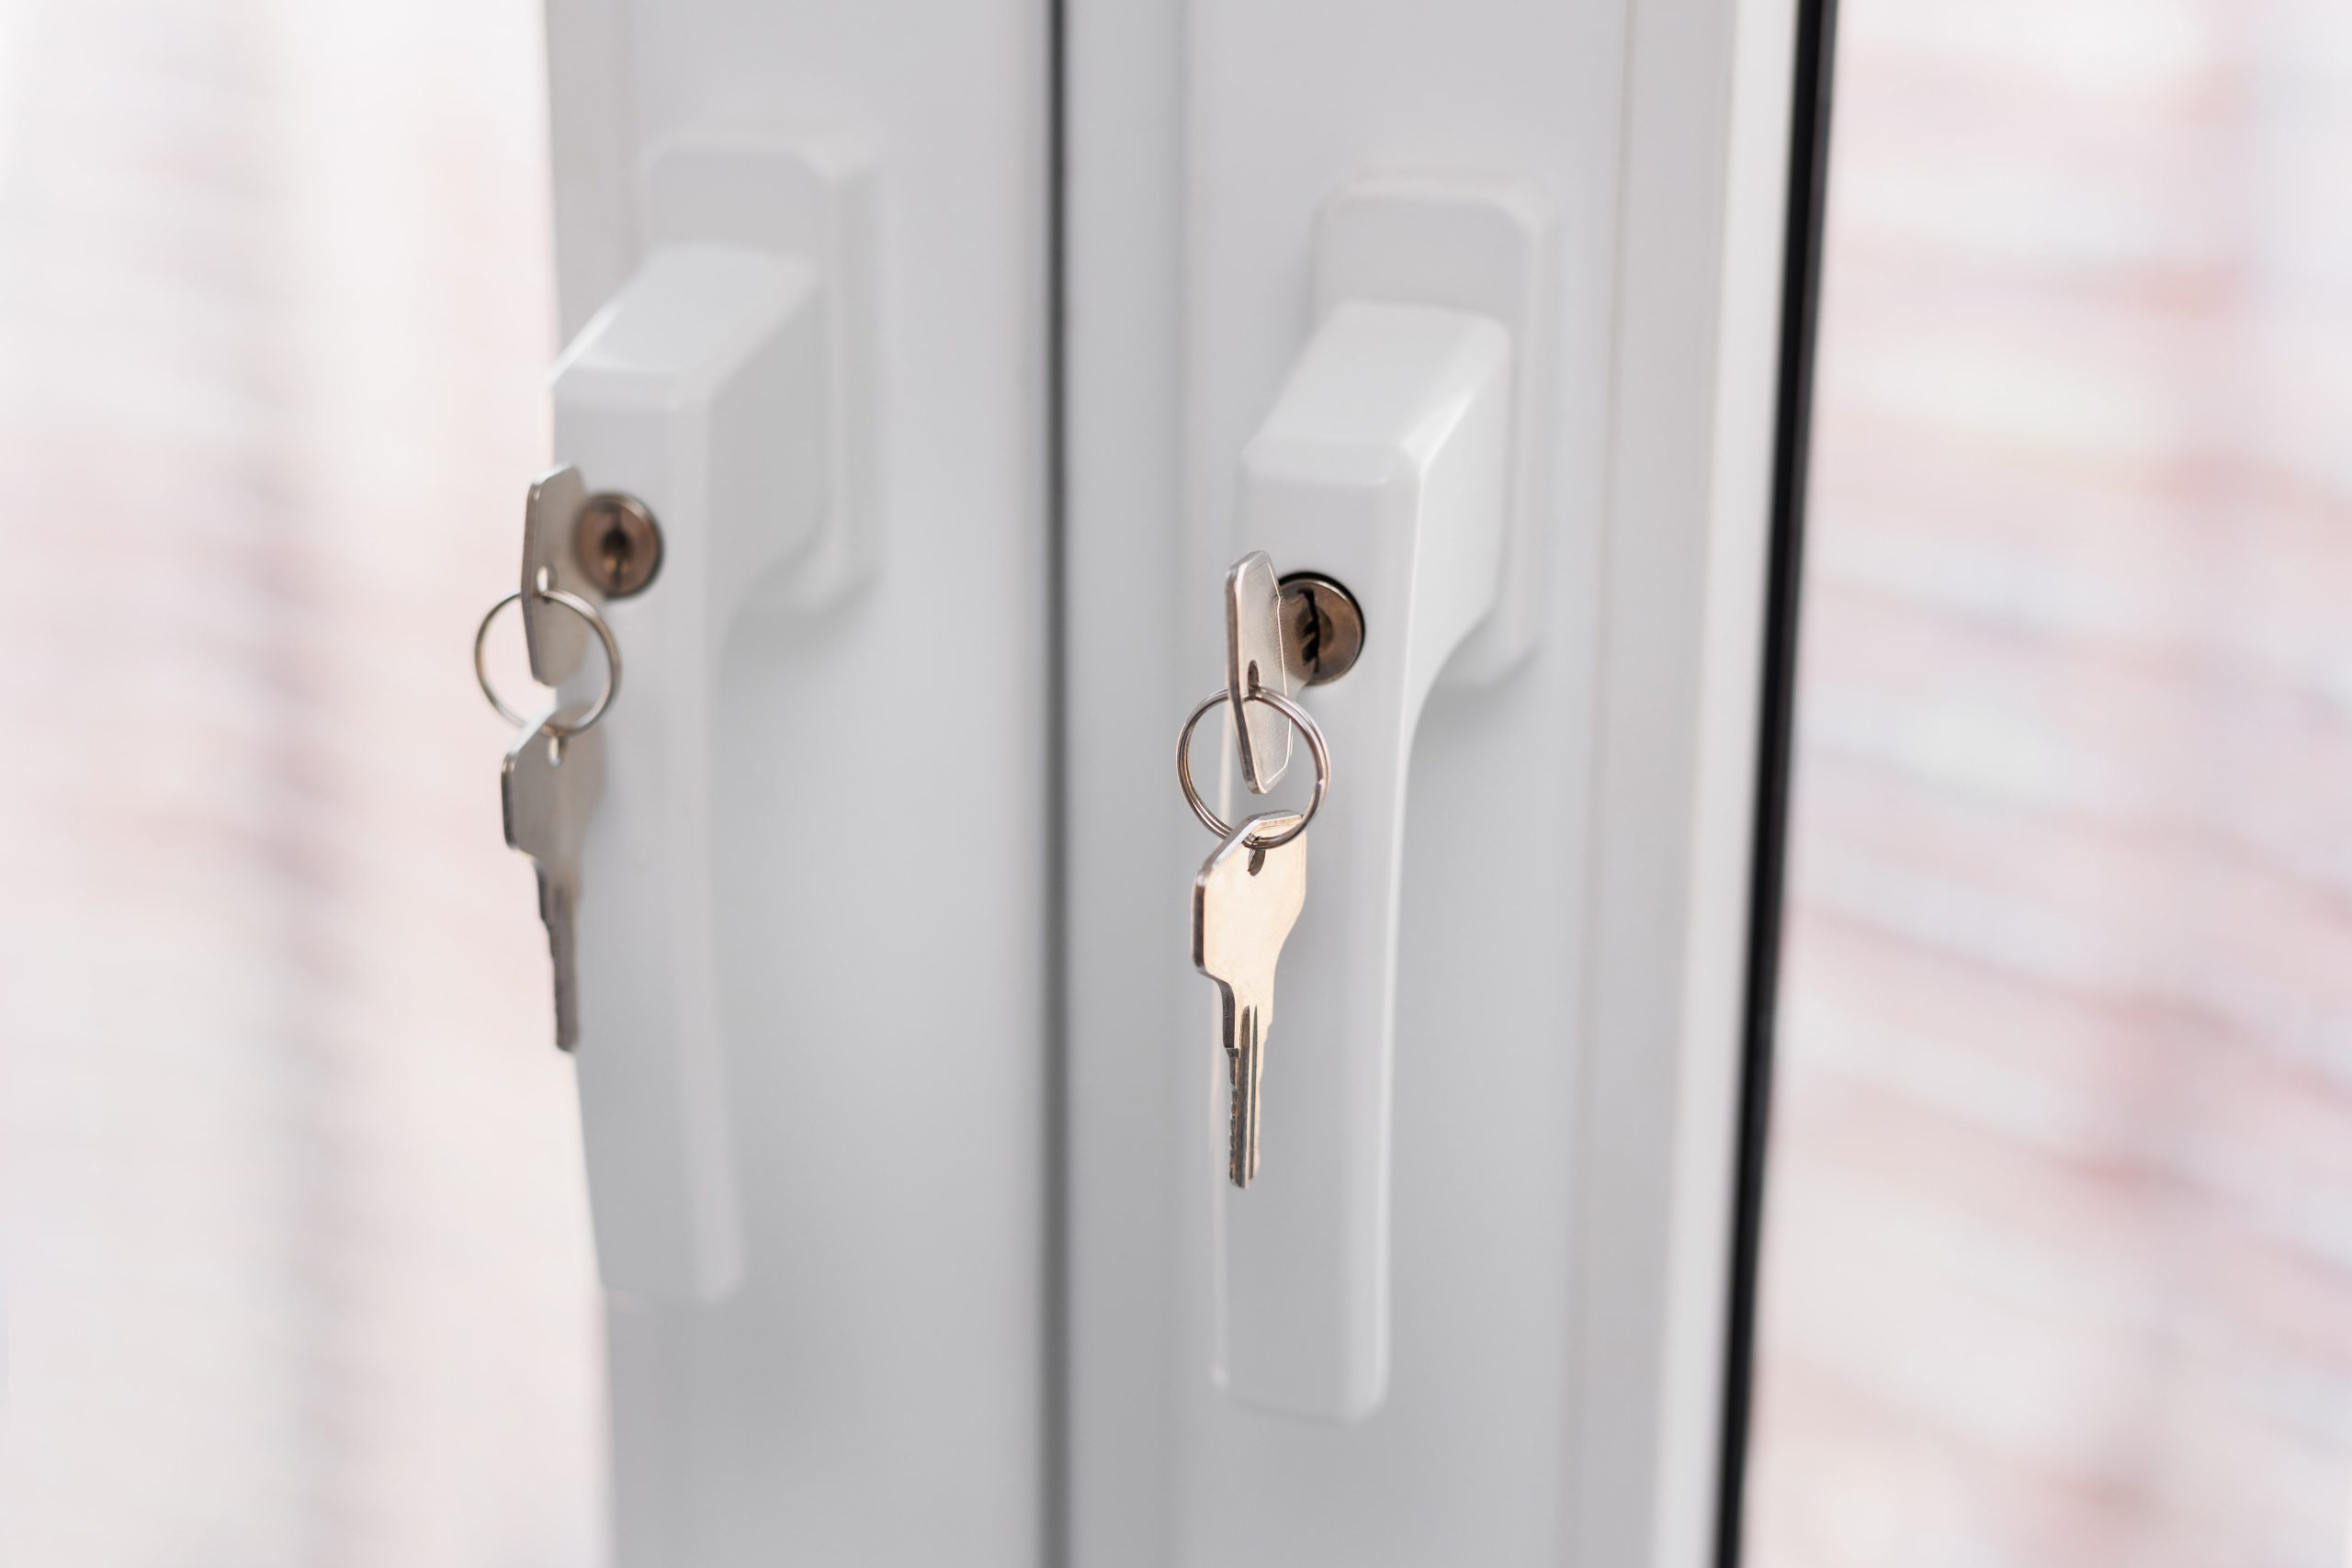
top-left (552, 133), bottom-right (876, 1301)
top-left (1218, 177), bottom-right (1554, 1418)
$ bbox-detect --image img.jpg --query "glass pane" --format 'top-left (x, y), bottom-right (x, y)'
top-left (0, 4), bottom-right (602, 1562)
top-left (1746, 1), bottom-right (2352, 1563)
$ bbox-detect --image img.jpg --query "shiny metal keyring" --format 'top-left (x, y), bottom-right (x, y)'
top-left (473, 587), bottom-right (622, 739)
top-left (1175, 684), bottom-right (1330, 851)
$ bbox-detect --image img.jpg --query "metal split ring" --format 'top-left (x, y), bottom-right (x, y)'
top-left (473, 587), bottom-right (622, 739)
top-left (1175, 685), bottom-right (1330, 851)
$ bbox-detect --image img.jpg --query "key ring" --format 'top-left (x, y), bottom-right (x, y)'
top-left (1175, 685), bottom-right (1330, 851)
top-left (473, 586), bottom-right (622, 738)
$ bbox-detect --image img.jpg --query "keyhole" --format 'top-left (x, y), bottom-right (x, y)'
top-left (597, 520), bottom-right (634, 581)
top-left (1293, 590), bottom-right (1324, 670)
top-left (1275, 570), bottom-right (1364, 684)
top-left (570, 491), bottom-right (663, 598)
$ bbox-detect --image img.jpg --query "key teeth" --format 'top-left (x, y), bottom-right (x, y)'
top-left (1227, 1044), bottom-right (1250, 1189)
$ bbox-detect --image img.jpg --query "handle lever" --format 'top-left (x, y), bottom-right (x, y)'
top-left (551, 132), bottom-right (875, 1302)
top-left (1216, 177), bottom-right (1553, 1418)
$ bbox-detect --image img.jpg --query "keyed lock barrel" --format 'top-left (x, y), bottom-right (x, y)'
top-left (575, 491), bottom-right (664, 598)
top-left (1278, 572), bottom-right (1364, 686)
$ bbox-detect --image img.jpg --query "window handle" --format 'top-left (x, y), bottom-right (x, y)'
top-left (1218, 177), bottom-right (1555, 1418)
top-left (553, 132), bottom-right (876, 1302)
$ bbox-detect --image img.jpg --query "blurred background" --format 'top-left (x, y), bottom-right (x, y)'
top-left (1745, 1), bottom-right (2352, 1565)
top-left (1, 0), bottom-right (2349, 1565)
top-left (0, 2), bottom-right (602, 1564)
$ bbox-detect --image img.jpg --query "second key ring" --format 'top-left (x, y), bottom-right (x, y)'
top-left (473, 586), bottom-right (623, 739)
top-left (1175, 685), bottom-right (1330, 851)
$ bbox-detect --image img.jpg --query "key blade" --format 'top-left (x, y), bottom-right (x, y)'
top-left (1225, 551), bottom-right (1293, 794)
top-left (540, 874), bottom-right (580, 1051)
top-left (1228, 1006), bottom-right (1264, 1188)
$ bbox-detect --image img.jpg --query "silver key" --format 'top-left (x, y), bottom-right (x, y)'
top-left (502, 702), bottom-right (605, 1050)
top-left (1225, 551), bottom-right (1294, 795)
top-left (520, 464), bottom-right (593, 685)
top-left (1193, 810), bottom-right (1308, 1187)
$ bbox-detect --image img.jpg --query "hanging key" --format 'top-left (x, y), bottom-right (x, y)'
top-left (502, 702), bottom-right (605, 1051)
top-left (521, 465), bottom-right (594, 682)
top-left (1226, 550), bottom-right (1295, 795)
top-left (1193, 809), bottom-right (1308, 1187)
